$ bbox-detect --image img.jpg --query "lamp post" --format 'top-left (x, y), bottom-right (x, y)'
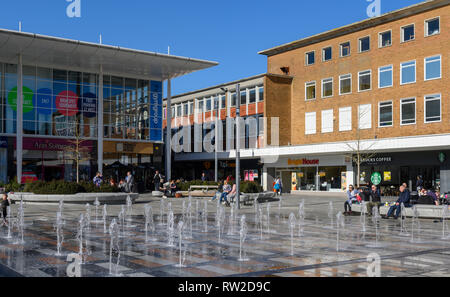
top-left (235, 84), bottom-right (241, 210)
top-left (214, 96), bottom-right (219, 183)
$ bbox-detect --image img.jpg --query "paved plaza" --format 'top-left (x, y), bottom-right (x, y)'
top-left (0, 194), bottom-right (449, 277)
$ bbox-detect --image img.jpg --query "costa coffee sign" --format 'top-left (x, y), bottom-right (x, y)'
top-left (288, 158), bottom-right (320, 166)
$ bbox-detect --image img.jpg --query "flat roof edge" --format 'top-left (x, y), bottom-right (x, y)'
top-left (259, 0), bottom-right (450, 56)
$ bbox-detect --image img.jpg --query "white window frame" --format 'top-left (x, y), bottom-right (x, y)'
top-left (358, 104), bottom-right (372, 130)
top-left (257, 85), bottom-right (264, 102)
top-left (400, 60), bottom-right (416, 85)
top-left (305, 112), bottom-right (317, 135)
top-left (321, 109), bottom-right (334, 133)
top-left (424, 55), bottom-right (442, 81)
top-left (358, 70), bottom-right (372, 92)
top-left (188, 101), bottom-right (194, 115)
top-left (321, 77), bottom-right (333, 98)
top-left (425, 17), bottom-right (440, 37)
top-left (378, 30), bottom-right (392, 48)
top-left (358, 36), bottom-right (371, 53)
top-left (322, 46), bottom-right (332, 62)
top-left (378, 65), bottom-right (393, 89)
top-left (163, 107), bottom-right (167, 119)
top-left (305, 51), bottom-right (315, 66)
top-left (339, 107), bottom-right (352, 132)
top-left (378, 100), bottom-right (393, 128)
top-left (305, 81), bottom-right (316, 101)
top-left (401, 24), bottom-right (415, 43)
top-left (424, 94), bottom-right (442, 123)
top-left (340, 41), bottom-right (351, 57)
top-left (339, 74), bottom-right (352, 95)
top-left (400, 98), bottom-right (416, 126)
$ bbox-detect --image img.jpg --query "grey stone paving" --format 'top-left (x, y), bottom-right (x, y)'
top-left (0, 194), bottom-right (448, 277)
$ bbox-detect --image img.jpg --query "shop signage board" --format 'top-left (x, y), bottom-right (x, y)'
top-left (371, 172), bottom-right (382, 185)
top-left (149, 81), bottom-right (163, 142)
top-left (384, 171), bottom-right (392, 182)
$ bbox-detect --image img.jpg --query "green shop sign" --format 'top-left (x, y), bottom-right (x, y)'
top-left (371, 172), bottom-right (382, 186)
top-left (7, 86), bottom-right (34, 113)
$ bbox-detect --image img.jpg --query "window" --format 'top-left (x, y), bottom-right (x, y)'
top-left (340, 42), bottom-right (350, 57)
top-left (358, 70), bottom-right (371, 91)
top-left (379, 31), bottom-right (392, 47)
top-left (425, 55), bottom-right (441, 81)
top-left (176, 105), bottom-right (182, 117)
top-left (183, 103), bottom-right (188, 116)
top-left (206, 98), bottom-right (212, 111)
top-left (322, 78), bottom-right (333, 98)
top-left (240, 90), bottom-right (247, 105)
top-left (321, 109), bottom-right (333, 133)
top-left (163, 107), bottom-right (167, 119)
top-left (401, 98), bottom-right (416, 125)
top-left (425, 17), bottom-right (440, 36)
top-left (424, 94), bottom-right (441, 123)
top-left (305, 112), bottom-right (316, 135)
top-left (358, 104), bottom-right (372, 130)
top-left (249, 88), bottom-right (256, 103)
top-left (189, 101), bottom-right (194, 115)
top-left (197, 99), bottom-right (204, 113)
top-left (231, 93), bottom-right (236, 107)
top-left (306, 51), bottom-right (315, 65)
top-left (258, 86), bottom-right (264, 102)
top-left (359, 36), bottom-right (370, 52)
top-left (171, 107), bottom-right (175, 118)
top-left (305, 81), bottom-right (316, 100)
top-left (339, 107), bottom-right (352, 131)
top-left (339, 74), bottom-right (352, 95)
top-left (401, 24), bottom-right (415, 42)
top-left (323, 47), bottom-right (332, 61)
top-left (378, 65), bottom-right (393, 88)
top-left (379, 101), bottom-right (393, 127)
top-left (220, 95), bottom-right (226, 109)
top-left (400, 61), bottom-right (416, 85)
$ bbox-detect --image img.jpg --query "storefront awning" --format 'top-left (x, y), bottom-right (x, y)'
top-left (0, 28), bottom-right (218, 80)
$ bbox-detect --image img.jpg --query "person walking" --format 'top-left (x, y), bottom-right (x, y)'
top-left (1, 192), bottom-right (10, 226)
top-left (384, 185), bottom-right (411, 219)
top-left (93, 172), bottom-right (103, 187)
top-left (274, 177), bottom-right (282, 196)
top-left (126, 171), bottom-right (135, 193)
top-left (153, 170), bottom-right (162, 192)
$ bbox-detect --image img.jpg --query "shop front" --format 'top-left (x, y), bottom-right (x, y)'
top-left (358, 150), bottom-right (450, 193)
top-left (266, 155), bottom-right (353, 193)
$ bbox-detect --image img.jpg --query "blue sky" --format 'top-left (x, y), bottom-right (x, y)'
top-left (0, 0), bottom-right (423, 96)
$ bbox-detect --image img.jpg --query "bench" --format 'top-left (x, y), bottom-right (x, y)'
top-left (351, 203), bottom-right (449, 219)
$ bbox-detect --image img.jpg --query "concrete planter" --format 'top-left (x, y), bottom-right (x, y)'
top-left (351, 203), bottom-right (448, 219)
top-left (9, 192), bottom-right (139, 205)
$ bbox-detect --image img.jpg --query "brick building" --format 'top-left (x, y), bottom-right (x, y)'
top-left (258, 0), bottom-right (450, 193)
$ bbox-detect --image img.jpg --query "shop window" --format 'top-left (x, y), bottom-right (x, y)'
top-left (379, 101), bottom-right (393, 127)
top-left (425, 55), bottom-right (441, 81)
top-left (401, 98), bottom-right (416, 125)
top-left (424, 94), bottom-right (441, 123)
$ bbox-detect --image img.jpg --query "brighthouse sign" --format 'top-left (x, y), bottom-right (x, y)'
top-left (287, 159), bottom-right (320, 166)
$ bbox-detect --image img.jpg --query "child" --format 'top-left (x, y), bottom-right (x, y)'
top-left (1, 192), bottom-right (10, 226)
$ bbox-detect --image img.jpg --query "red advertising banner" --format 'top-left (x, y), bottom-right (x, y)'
top-left (55, 91), bottom-right (79, 116)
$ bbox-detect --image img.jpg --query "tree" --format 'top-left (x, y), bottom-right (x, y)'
top-left (345, 105), bottom-right (377, 188)
top-left (65, 118), bottom-right (91, 183)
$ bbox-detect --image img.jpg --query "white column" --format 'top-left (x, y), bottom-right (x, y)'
top-left (346, 164), bottom-right (354, 190)
top-left (97, 66), bottom-right (104, 174)
top-left (262, 166), bottom-right (268, 191)
top-left (16, 54), bottom-right (23, 183)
